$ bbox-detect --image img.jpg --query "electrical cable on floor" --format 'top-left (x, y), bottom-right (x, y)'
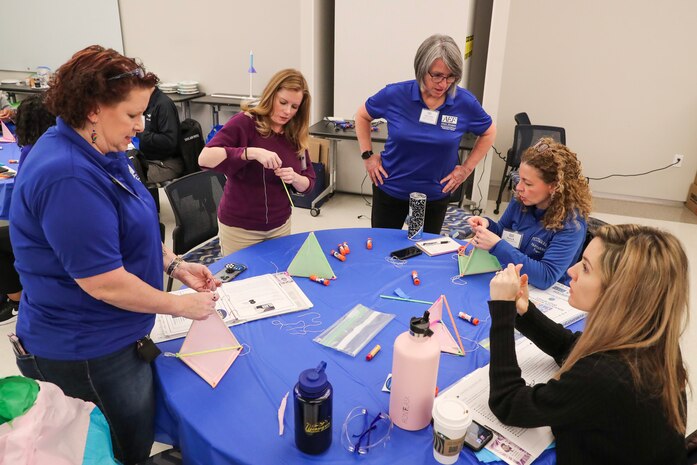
top-left (587, 160), bottom-right (680, 181)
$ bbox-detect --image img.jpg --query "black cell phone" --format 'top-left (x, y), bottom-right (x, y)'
top-left (214, 263), bottom-right (247, 282)
top-left (390, 246), bottom-right (423, 260)
top-left (463, 421), bottom-right (494, 452)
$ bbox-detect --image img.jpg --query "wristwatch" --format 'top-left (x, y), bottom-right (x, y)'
top-left (361, 150), bottom-right (374, 160)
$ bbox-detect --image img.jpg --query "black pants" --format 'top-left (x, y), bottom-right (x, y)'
top-left (0, 225), bottom-right (21, 295)
top-left (371, 185), bottom-right (450, 235)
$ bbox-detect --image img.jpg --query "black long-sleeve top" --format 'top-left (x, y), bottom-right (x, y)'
top-left (138, 88), bottom-right (180, 161)
top-left (487, 300), bottom-right (686, 465)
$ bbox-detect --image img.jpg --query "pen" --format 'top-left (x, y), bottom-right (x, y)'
top-left (421, 240), bottom-right (450, 245)
top-left (366, 344), bottom-right (381, 361)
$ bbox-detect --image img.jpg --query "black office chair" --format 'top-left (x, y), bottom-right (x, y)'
top-left (494, 121), bottom-right (566, 214)
top-left (164, 170), bottom-right (226, 291)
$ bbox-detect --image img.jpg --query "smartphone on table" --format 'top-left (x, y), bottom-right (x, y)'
top-left (390, 246), bottom-right (422, 260)
top-left (463, 420), bottom-right (494, 452)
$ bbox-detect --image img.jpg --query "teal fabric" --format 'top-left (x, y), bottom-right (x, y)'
top-left (82, 408), bottom-right (120, 465)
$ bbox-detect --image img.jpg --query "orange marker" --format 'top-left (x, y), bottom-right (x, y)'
top-left (366, 238), bottom-right (373, 250)
top-left (342, 241), bottom-right (351, 254)
top-left (365, 344), bottom-right (381, 361)
top-left (411, 270), bottom-right (420, 286)
top-left (309, 275), bottom-right (330, 286)
top-left (458, 311), bottom-right (479, 326)
top-left (330, 250), bottom-right (346, 262)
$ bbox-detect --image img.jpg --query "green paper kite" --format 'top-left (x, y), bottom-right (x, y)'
top-left (288, 232), bottom-right (336, 279)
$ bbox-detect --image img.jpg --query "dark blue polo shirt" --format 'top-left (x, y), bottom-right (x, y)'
top-left (365, 80), bottom-right (492, 200)
top-left (10, 117), bottom-right (162, 360)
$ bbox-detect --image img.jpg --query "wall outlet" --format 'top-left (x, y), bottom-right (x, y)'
top-left (673, 154), bottom-right (684, 168)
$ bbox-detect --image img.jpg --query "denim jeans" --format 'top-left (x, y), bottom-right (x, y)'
top-left (16, 343), bottom-right (155, 465)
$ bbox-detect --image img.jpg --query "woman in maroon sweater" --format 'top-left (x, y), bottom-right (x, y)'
top-left (488, 224), bottom-right (688, 464)
top-left (199, 69), bottom-right (315, 254)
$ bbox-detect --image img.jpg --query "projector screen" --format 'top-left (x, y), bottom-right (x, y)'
top-left (0, 0), bottom-right (124, 72)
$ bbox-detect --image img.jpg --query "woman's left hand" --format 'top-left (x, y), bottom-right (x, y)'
top-left (173, 262), bottom-right (222, 292)
top-left (274, 167), bottom-right (296, 184)
top-left (471, 225), bottom-right (500, 251)
top-left (441, 165), bottom-right (472, 194)
top-left (490, 264), bottom-right (523, 301)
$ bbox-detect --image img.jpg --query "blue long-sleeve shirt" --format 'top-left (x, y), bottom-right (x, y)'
top-left (486, 199), bottom-right (586, 289)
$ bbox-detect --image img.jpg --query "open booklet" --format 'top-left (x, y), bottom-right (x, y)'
top-left (151, 272), bottom-right (313, 343)
top-left (527, 282), bottom-right (586, 329)
top-left (414, 236), bottom-right (462, 256)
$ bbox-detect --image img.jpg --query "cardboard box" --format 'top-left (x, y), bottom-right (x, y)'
top-left (686, 183), bottom-right (697, 216)
top-left (308, 136), bottom-right (329, 181)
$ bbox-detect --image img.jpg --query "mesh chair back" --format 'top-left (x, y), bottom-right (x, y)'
top-left (509, 124), bottom-right (566, 169)
top-left (164, 171), bottom-right (226, 255)
top-left (514, 112), bottom-right (531, 125)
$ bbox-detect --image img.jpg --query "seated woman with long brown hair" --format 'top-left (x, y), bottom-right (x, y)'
top-left (488, 224), bottom-right (688, 464)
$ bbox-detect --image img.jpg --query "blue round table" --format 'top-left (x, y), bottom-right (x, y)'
top-left (153, 228), bottom-right (559, 465)
top-left (0, 141), bottom-right (20, 220)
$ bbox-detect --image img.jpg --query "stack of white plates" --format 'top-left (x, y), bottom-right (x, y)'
top-left (1, 79), bottom-right (20, 85)
top-left (159, 82), bottom-right (178, 94)
top-left (177, 81), bottom-right (199, 95)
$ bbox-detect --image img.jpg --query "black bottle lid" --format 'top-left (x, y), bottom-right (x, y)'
top-left (409, 311), bottom-right (434, 337)
top-left (298, 361), bottom-right (329, 399)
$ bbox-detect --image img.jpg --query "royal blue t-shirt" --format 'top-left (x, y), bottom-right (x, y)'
top-left (9, 118), bottom-right (162, 360)
top-left (487, 199), bottom-right (587, 289)
top-left (365, 80), bottom-right (492, 200)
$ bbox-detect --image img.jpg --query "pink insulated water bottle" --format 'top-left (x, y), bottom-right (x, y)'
top-left (389, 311), bottom-right (441, 431)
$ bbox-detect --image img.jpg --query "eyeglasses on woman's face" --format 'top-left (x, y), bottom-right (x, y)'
top-left (427, 71), bottom-right (458, 84)
top-left (108, 68), bottom-right (145, 81)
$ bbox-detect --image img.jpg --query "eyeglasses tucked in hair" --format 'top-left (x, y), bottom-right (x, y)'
top-left (533, 141), bottom-right (550, 152)
top-left (427, 71), bottom-right (458, 84)
top-left (108, 67), bottom-right (145, 81)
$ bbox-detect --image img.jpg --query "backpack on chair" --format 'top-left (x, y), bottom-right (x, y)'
top-left (179, 118), bottom-right (205, 176)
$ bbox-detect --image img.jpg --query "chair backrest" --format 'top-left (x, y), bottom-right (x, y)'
top-left (508, 124), bottom-right (566, 168)
top-left (164, 170), bottom-right (226, 255)
top-left (179, 118), bottom-right (205, 176)
top-left (514, 112), bottom-right (531, 125)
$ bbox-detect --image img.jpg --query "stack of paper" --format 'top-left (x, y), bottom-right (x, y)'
top-left (414, 236), bottom-right (462, 256)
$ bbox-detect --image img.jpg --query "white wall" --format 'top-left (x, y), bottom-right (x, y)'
top-left (490, 0), bottom-right (697, 204)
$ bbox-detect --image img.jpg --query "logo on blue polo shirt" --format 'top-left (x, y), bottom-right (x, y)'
top-left (441, 115), bottom-right (458, 131)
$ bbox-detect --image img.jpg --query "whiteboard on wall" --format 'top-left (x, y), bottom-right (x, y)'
top-left (334, 0), bottom-right (471, 117)
top-left (0, 0), bottom-right (123, 72)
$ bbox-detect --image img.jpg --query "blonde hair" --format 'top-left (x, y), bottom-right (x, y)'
top-left (557, 224), bottom-right (689, 433)
top-left (245, 69), bottom-right (311, 154)
top-left (519, 137), bottom-right (592, 230)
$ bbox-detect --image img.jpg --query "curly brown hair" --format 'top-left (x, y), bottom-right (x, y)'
top-left (44, 45), bottom-right (159, 129)
top-left (518, 137), bottom-right (592, 230)
top-left (15, 95), bottom-right (55, 147)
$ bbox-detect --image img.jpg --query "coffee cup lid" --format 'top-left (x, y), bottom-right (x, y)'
top-left (432, 398), bottom-right (471, 431)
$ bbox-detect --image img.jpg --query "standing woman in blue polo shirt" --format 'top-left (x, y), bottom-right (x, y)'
top-left (468, 138), bottom-right (592, 289)
top-left (9, 46), bottom-right (219, 465)
top-left (355, 34), bottom-right (496, 233)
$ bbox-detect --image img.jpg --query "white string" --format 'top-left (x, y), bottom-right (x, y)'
top-left (457, 335), bottom-right (486, 354)
top-left (450, 275), bottom-right (467, 286)
top-left (269, 261), bottom-right (280, 273)
top-left (238, 343), bottom-right (252, 356)
top-left (271, 311), bottom-right (324, 335)
top-left (384, 256), bottom-right (407, 268)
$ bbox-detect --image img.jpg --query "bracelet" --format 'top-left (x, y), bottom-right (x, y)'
top-left (166, 256), bottom-right (184, 277)
top-left (244, 147), bottom-right (248, 160)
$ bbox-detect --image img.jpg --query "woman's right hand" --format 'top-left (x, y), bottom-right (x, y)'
top-left (489, 264), bottom-right (523, 301)
top-left (467, 216), bottom-right (489, 229)
top-left (175, 291), bottom-right (218, 320)
top-left (248, 148), bottom-right (282, 170)
top-left (364, 153), bottom-right (389, 186)
top-left (515, 273), bottom-right (530, 316)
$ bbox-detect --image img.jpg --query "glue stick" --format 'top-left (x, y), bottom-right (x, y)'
top-left (411, 270), bottom-right (420, 286)
top-left (330, 250), bottom-right (346, 262)
top-left (366, 238), bottom-right (373, 250)
top-left (309, 275), bottom-right (330, 286)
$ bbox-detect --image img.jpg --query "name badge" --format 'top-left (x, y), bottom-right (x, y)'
top-left (502, 229), bottom-right (523, 249)
top-left (419, 108), bottom-right (439, 125)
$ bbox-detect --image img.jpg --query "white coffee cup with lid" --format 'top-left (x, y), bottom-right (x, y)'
top-left (431, 398), bottom-right (472, 464)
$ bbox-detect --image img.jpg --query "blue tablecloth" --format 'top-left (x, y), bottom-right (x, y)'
top-left (153, 228), bottom-right (564, 465)
top-left (0, 141), bottom-right (20, 221)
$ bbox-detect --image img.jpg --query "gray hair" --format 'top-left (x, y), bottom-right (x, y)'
top-left (414, 34), bottom-right (463, 97)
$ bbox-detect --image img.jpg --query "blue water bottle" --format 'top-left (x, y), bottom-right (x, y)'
top-left (294, 361), bottom-right (333, 454)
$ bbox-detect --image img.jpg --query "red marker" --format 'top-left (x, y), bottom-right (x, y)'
top-left (309, 275), bottom-right (330, 286)
top-left (365, 344), bottom-right (381, 361)
top-left (330, 250), bottom-right (346, 262)
top-left (411, 270), bottom-right (420, 286)
top-left (366, 238), bottom-right (373, 250)
top-left (458, 311), bottom-right (479, 326)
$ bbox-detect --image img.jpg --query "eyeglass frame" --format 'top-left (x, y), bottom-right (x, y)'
top-left (108, 67), bottom-right (145, 81)
top-left (427, 71), bottom-right (459, 85)
top-left (342, 407), bottom-right (393, 454)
